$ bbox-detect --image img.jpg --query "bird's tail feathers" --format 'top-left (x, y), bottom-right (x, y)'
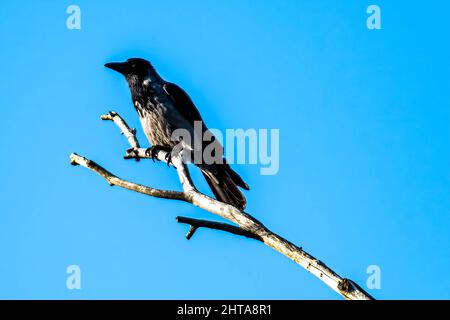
top-left (202, 168), bottom-right (247, 211)
top-left (226, 165), bottom-right (250, 190)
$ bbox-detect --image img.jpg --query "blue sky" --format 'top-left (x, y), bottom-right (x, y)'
top-left (0, 0), bottom-right (449, 299)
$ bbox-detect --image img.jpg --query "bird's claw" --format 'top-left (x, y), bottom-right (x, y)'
top-left (144, 145), bottom-right (175, 166)
top-left (165, 152), bottom-right (173, 167)
top-left (145, 146), bottom-right (161, 162)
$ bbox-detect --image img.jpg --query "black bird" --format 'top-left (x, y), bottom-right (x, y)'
top-left (105, 58), bottom-right (249, 210)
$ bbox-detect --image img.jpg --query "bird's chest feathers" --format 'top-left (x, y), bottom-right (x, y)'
top-left (134, 98), bottom-right (173, 146)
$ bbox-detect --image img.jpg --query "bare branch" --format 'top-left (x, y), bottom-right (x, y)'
top-left (70, 153), bottom-right (185, 201)
top-left (101, 111), bottom-right (140, 149)
top-left (176, 216), bottom-right (263, 241)
top-left (70, 111), bottom-right (374, 300)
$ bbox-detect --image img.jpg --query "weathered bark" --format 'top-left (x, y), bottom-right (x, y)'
top-left (70, 111), bottom-right (374, 300)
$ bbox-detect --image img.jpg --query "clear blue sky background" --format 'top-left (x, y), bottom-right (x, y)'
top-left (0, 0), bottom-right (448, 299)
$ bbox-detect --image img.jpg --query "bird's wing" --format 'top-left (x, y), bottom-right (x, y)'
top-left (164, 80), bottom-right (227, 156)
top-left (163, 82), bottom-right (205, 126)
top-left (164, 82), bottom-right (249, 204)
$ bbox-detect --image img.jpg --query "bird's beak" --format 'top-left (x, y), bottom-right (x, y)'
top-left (104, 62), bottom-right (128, 75)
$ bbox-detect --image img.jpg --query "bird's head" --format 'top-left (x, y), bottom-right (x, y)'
top-left (105, 58), bottom-right (159, 85)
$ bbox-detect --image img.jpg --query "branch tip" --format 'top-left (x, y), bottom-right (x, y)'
top-left (100, 111), bottom-right (118, 121)
top-left (186, 226), bottom-right (198, 240)
top-left (69, 153), bottom-right (80, 166)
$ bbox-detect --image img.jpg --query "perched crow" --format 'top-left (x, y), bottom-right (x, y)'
top-left (105, 58), bottom-right (249, 210)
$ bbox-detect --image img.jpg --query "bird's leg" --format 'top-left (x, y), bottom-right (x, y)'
top-left (166, 143), bottom-right (186, 167)
top-left (164, 146), bottom-right (179, 167)
top-left (145, 145), bottom-right (171, 162)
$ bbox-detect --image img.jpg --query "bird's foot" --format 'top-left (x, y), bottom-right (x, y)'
top-left (145, 145), bottom-right (170, 162)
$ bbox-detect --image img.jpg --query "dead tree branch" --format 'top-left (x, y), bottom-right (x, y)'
top-left (70, 111), bottom-right (374, 300)
top-left (176, 216), bottom-right (263, 241)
